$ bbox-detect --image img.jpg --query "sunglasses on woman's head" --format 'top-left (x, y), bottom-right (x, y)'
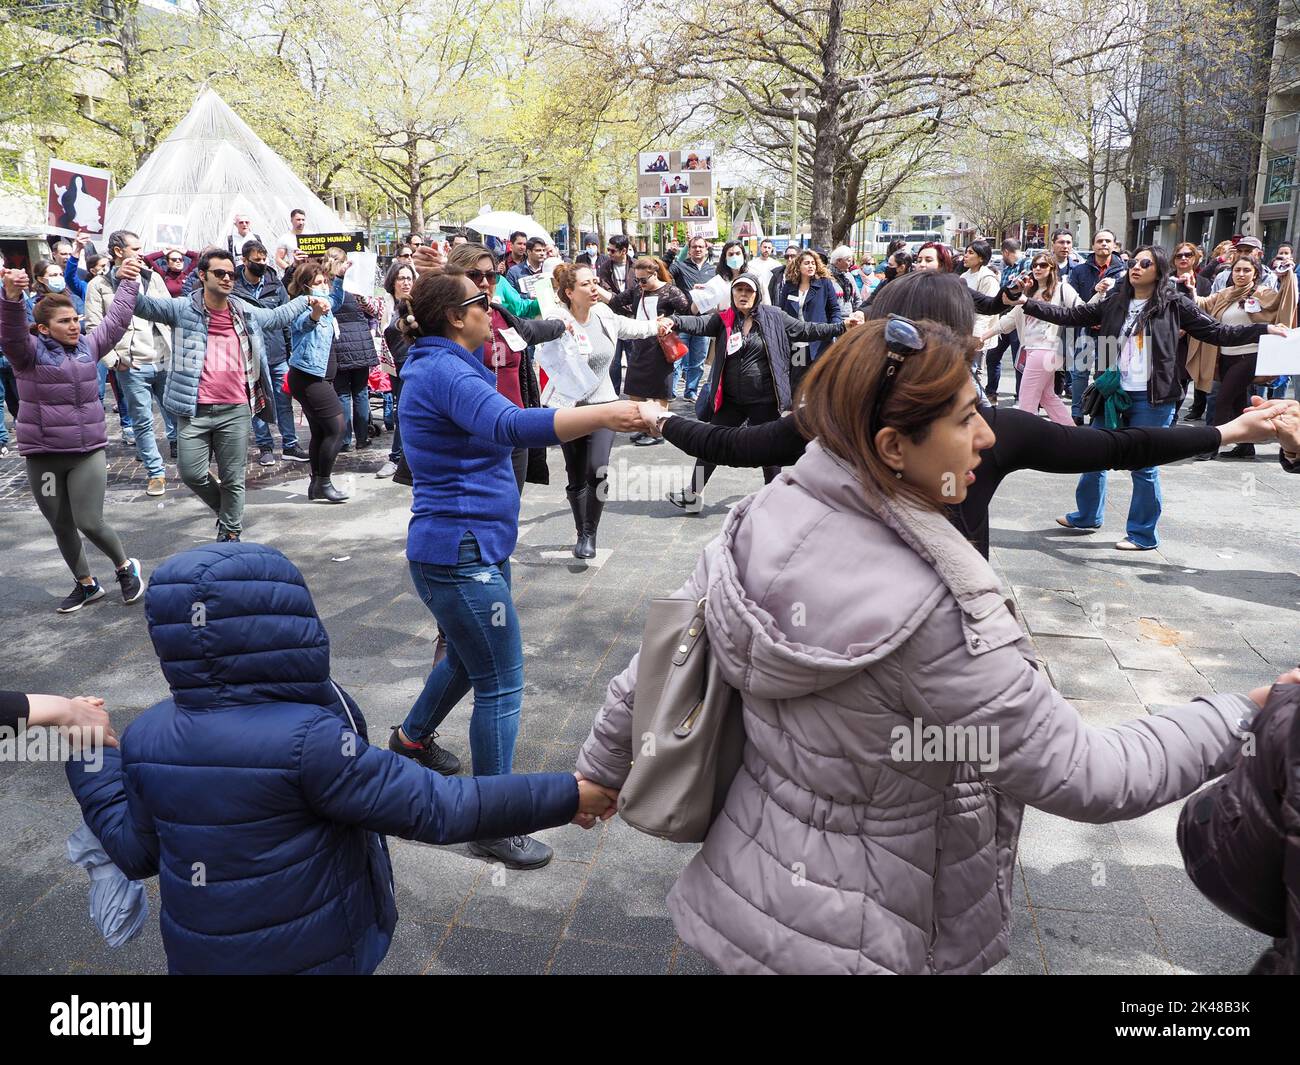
top-left (870, 315), bottom-right (926, 442)
top-left (465, 269), bottom-right (496, 284)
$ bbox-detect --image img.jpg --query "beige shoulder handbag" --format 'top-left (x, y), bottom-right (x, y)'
top-left (618, 596), bottom-right (745, 843)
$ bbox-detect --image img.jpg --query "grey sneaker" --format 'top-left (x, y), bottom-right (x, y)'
top-left (468, 835), bottom-right (553, 869)
top-left (376, 460), bottom-right (398, 479)
top-left (258, 447), bottom-right (276, 466)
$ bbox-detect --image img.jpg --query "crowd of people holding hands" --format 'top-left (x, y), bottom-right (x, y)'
top-left (5, 212), bottom-right (1300, 975)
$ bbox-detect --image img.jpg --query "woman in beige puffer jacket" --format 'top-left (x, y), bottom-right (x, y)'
top-left (578, 318), bottom-right (1264, 974)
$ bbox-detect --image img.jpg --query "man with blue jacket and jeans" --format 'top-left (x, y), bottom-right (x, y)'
top-left (132, 249), bottom-right (306, 541)
top-left (1066, 230), bottom-right (1127, 423)
top-left (66, 543), bottom-right (614, 974)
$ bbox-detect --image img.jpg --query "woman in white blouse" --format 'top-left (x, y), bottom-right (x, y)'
top-left (539, 263), bottom-right (664, 558)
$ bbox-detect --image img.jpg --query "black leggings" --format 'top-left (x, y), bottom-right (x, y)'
top-left (26, 449), bottom-right (126, 581)
top-left (560, 429), bottom-right (614, 496)
top-left (288, 367), bottom-right (346, 478)
top-left (694, 396), bottom-right (782, 490)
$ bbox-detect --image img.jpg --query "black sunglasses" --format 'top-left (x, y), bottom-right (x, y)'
top-left (465, 269), bottom-right (497, 284)
top-left (207, 268), bottom-right (236, 280)
top-left (869, 315), bottom-right (926, 442)
top-left (1130, 258), bottom-right (1154, 269)
top-left (459, 292), bottom-right (490, 311)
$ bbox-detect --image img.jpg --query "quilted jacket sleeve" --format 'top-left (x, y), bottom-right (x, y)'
top-left (894, 596), bottom-right (1258, 822)
top-left (65, 748), bottom-right (161, 880)
top-left (576, 547), bottom-right (711, 789)
top-left (1176, 684), bottom-right (1296, 938)
top-left (298, 712), bottom-right (578, 843)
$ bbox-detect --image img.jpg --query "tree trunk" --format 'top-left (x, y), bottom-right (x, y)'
top-left (409, 169), bottom-right (425, 235)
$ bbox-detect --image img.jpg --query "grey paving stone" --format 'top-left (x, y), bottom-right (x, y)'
top-left (457, 855), bottom-right (589, 937)
top-left (669, 942), bottom-right (723, 974)
top-left (1035, 911), bottom-right (1175, 975)
top-left (551, 938), bottom-right (673, 975)
top-left (430, 926), bottom-right (554, 975)
top-left (1158, 921), bottom-right (1274, 976)
top-left (565, 868), bottom-right (680, 949)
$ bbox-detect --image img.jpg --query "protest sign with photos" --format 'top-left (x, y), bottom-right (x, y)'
top-left (47, 159), bottom-right (112, 238)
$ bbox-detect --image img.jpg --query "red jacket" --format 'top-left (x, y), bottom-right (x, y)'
top-left (144, 249), bottom-right (202, 297)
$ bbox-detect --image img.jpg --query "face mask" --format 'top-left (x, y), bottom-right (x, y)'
top-left (883, 265), bottom-right (897, 281)
top-left (247, 262), bottom-right (267, 278)
top-left (46, 276), bottom-right (66, 293)
top-left (726, 255), bottom-right (743, 269)
top-left (310, 286), bottom-right (329, 299)
top-left (586, 248), bottom-right (596, 258)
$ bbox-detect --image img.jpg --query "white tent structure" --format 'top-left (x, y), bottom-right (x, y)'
top-left (104, 88), bottom-right (347, 253)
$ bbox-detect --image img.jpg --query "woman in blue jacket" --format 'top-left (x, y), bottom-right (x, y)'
top-left (778, 249), bottom-right (844, 389)
top-left (287, 258), bottom-right (349, 502)
top-left (66, 542), bottom-right (617, 975)
top-left (388, 269), bottom-right (643, 870)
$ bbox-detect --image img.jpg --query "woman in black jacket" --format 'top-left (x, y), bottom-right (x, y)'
top-left (377, 261), bottom-right (416, 481)
top-left (639, 271), bottom-right (1282, 554)
top-left (609, 255), bottom-right (690, 445)
top-left (663, 273), bottom-right (851, 508)
top-left (1019, 244), bottom-right (1284, 550)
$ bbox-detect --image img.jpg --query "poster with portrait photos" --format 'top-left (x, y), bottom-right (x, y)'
top-left (636, 149), bottom-right (714, 221)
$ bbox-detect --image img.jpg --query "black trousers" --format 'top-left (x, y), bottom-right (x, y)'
top-left (1214, 351), bottom-right (1258, 430)
top-left (288, 366), bottom-right (345, 479)
top-left (694, 396), bottom-right (782, 491)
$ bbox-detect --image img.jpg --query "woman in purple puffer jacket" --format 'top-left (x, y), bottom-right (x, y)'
top-left (1, 260), bottom-right (146, 614)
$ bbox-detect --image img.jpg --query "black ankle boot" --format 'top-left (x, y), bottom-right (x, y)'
top-left (307, 476), bottom-right (319, 501)
top-left (316, 479), bottom-right (349, 502)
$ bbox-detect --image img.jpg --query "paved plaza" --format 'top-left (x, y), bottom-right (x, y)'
top-left (1, 394), bottom-right (1295, 975)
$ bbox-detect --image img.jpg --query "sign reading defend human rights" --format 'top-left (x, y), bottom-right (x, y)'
top-left (296, 231), bottom-right (367, 256)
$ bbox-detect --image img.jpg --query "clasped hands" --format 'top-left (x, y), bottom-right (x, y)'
top-left (572, 772), bottom-right (619, 829)
top-left (1243, 396), bottom-right (1300, 456)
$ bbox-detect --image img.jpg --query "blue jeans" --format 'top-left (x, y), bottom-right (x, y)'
top-left (115, 365), bottom-right (175, 478)
top-left (1068, 391), bottom-right (1175, 548)
top-left (401, 533), bottom-right (523, 776)
top-left (675, 334), bottom-right (709, 396)
top-left (1068, 334), bottom-right (1096, 420)
top-left (252, 361), bottom-right (299, 451)
top-left (97, 363), bottom-right (132, 430)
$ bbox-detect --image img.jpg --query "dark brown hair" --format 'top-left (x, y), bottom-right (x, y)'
top-left (32, 259), bottom-right (58, 292)
top-left (32, 292), bottom-right (77, 336)
top-left (286, 258), bottom-right (327, 297)
top-left (1027, 254), bottom-right (1060, 301)
top-left (784, 249), bottom-right (830, 284)
top-left (402, 267), bottom-right (469, 339)
top-left (794, 319), bottom-right (976, 508)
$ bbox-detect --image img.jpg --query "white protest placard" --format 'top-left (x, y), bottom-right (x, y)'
top-left (1255, 332), bottom-right (1300, 376)
top-left (152, 214), bottom-right (188, 251)
top-left (342, 251), bottom-right (378, 296)
top-left (533, 275), bottom-right (561, 319)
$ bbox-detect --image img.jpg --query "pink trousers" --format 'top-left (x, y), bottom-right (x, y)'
top-left (1016, 347), bottom-right (1073, 425)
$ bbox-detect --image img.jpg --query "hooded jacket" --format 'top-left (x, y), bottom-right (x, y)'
top-left (577, 441), bottom-right (1256, 973)
top-left (0, 279), bottom-right (137, 455)
top-left (65, 543), bottom-right (580, 975)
